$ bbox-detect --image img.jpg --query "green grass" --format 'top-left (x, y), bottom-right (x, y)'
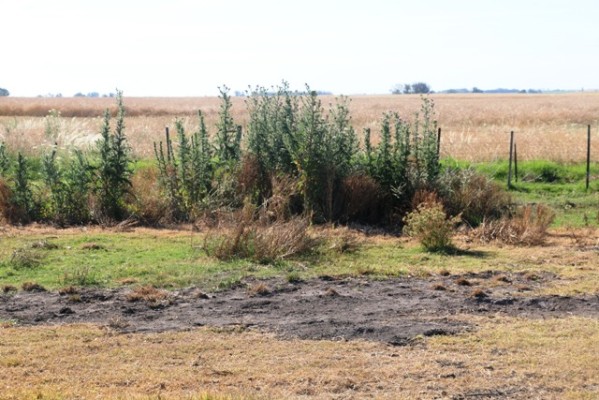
top-left (442, 159), bottom-right (599, 227)
top-left (0, 231), bottom-right (277, 290)
top-left (0, 229), bottom-right (495, 291)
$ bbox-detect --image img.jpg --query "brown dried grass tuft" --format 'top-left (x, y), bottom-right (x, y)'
top-left (247, 282), bottom-right (271, 297)
top-left (21, 282), bottom-right (46, 292)
top-left (126, 285), bottom-right (169, 304)
top-left (474, 204), bottom-right (555, 246)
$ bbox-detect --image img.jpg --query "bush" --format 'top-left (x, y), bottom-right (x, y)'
top-left (96, 91), bottom-right (133, 222)
top-left (0, 178), bottom-right (12, 224)
top-left (129, 165), bottom-right (169, 225)
top-left (203, 202), bottom-right (313, 264)
top-left (403, 201), bottom-right (460, 252)
top-left (340, 174), bottom-right (384, 223)
top-left (474, 204), bottom-right (555, 246)
top-left (438, 167), bottom-right (511, 226)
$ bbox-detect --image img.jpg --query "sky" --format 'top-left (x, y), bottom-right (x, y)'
top-left (1, 0), bottom-right (598, 97)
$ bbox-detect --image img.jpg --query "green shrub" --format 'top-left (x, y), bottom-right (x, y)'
top-left (42, 147), bottom-right (92, 225)
top-left (403, 201), bottom-right (460, 252)
top-left (95, 90), bottom-right (133, 222)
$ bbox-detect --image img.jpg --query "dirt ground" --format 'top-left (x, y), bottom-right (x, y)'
top-left (2, 271), bottom-right (598, 345)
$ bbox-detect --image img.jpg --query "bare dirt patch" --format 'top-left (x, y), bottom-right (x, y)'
top-left (2, 273), bottom-right (597, 345)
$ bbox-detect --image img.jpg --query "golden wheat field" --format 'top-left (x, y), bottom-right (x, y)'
top-left (1, 93), bottom-right (598, 162)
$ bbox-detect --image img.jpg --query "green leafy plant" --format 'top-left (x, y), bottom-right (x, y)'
top-left (403, 200), bottom-right (460, 252)
top-left (96, 90), bottom-right (132, 222)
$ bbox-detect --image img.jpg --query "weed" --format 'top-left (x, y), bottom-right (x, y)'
top-left (247, 282), bottom-right (271, 297)
top-left (323, 287), bottom-right (340, 297)
top-left (68, 294), bottom-right (82, 303)
top-left (438, 269), bottom-right (451, 276)
top-left (81, 242), bottom-right (106, 250)
top-left (204, 202), bottom-right (313, 264)
top-left (96, 91), bottom-right (133, 222)
top-left (455, 277), bottom-right (472, 286)
top-left (21, 281), bottom-right (46, 292)
top-left (438, 167), bottom-right (511, 226)
top-left (432, 283), bottom-right (447, 291)
top-left (474, 204), bottom-right (555, 245)
top-left (61, 266), bottom-right (96, 286)
top-left (403, 201), bottom-right (460, 252)
top-left (356, 265), bottom-right (377, 276)
top-left (525, 272), bottom-right (541, 281)
top-left (118, 277), bottom-right (139, 285)
top-left (58, 285), bottom-right (80, 295)
top-left (286, 272), bottom-right (303, 283)
top-left (30, 240), bottom-right (59, 250)
top-left (126, 285), bottom-right (169, 304)
top-left (470, 289), bottom-right (488, 299)
top-left (494, 275), bottom-right (511, 283)
top-left (2, 284), bottom-right (17, 293)
top-left (10, 248), bottom-right (44, 269)
top-left (106, 316), bottom-right (130, 330)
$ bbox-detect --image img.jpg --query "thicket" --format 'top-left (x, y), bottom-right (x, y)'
top-left (0, 84), bottom-right (509, 229)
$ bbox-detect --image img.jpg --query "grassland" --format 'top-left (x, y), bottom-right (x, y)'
top-left (1, 93), bottom-right (599, 161)
top-left (1, 316), bottom-right (597, 399)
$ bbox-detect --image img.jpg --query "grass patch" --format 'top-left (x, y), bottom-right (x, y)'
top-left (0, 226), bottom-right (597, 296)
top-left (0, 317), bottom-right (596, 399)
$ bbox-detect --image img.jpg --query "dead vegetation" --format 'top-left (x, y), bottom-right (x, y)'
top-left (202, 202), bottom-right (315, 264)
top-left (126, 285), bottom-right (170, 304)
top-left (0, 317), bottom-right (597, 399)
top-left (473, 204), bottom-right (555, 245)
top-left (2, 93), bottom-right (598, 161)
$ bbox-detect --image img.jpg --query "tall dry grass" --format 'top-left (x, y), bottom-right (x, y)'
top-left (1, 93), bottom-right (598, 161)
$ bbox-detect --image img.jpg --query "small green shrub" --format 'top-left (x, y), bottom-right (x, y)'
top-left (403, 201), bottom-right (460, 252)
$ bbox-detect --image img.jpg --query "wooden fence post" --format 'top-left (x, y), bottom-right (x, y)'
top-left (587, 125), bottom-right (591, 190)
top-left (514, 142), bottom-right (518, 183)
top-left (507, 131), bottom-right (514, 189)
top-left (437, 127), bottom-right (441, 161)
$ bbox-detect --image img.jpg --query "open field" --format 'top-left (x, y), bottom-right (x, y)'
top-left (1, 93), bottom-right (599, 161)
top-left (1, 226), bottom-right (599, 399)
top-left (1, 93), bottom-right (599, 399)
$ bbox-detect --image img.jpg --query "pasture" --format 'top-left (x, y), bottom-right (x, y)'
top-left (1, 92), bottom-right (598, 399)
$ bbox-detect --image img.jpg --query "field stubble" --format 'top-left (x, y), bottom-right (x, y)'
top-left (1, 93), bottom-right (599, 162)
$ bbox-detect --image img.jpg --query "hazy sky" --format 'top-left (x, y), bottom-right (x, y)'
top-left (1, 0), bottom-right (598, 97)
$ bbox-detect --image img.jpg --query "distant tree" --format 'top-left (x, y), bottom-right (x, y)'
top-left (411, 82), bottom-right (431, 94)
top-left (0, 88), bottom-right (9, 96)
top-left (472, 87), bottom-right (483, 93)
top-left (74, 92), bottom-right (85, 97)
top-left (391, 84), bottom-right (415, 94)
top-left (391, 84), bottom-right (403, 94)
top-left (87, 92), bottom-right (100, 98)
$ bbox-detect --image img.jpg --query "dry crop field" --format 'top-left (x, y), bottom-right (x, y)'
top-left (1, 92), bottom-right (599, 161)
top-left (1, 93), bottom-right (599, 399)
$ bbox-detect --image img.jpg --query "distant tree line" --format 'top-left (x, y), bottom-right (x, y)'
top-left (391, 82), bottom-right (431, 95)
top-left (441, 87), bottom-right (544, 94)
top-left (74, 92), bottom-right (116, 98)
top-left (0, 87), bottom-right (9, 96)
top-left (391, 83), bottom-right (545, 95)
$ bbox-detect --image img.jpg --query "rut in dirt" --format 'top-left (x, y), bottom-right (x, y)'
top-left (2, 272), bottom-right (598, 346)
